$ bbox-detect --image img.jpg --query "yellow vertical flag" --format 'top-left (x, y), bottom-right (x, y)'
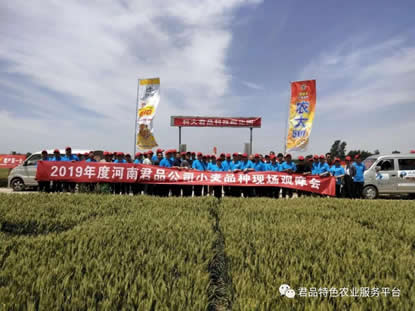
top-left (136, 78), bottom-right (160, 150)
top-left (286, 80), bottom-right (316, 152)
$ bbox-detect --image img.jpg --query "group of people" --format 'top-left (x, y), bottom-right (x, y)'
top-left (38, 147), bottom-right (366, 198)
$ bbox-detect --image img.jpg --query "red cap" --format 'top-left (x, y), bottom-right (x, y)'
top-left (172, 149), bottom-right (177, 154)
top-left (156, 148), bottom-right (164, 153)
top-left (242, 153), bottom-right (248, 157)
top-left (254, 153), bottom-right (260, 158)
top-left (191, 152), bottom-right (196, 155)
top-left (226, 153), bottom-right (231, 158)
top-left (41, 150), bottom-right (47, 154)
top-left (117, 152), bottom-right (124, 156)
top-left (345, 156), bottom-right (351, 161)
top-left (84, 152), bottom-right (89, 156)
top-left (197, 152), bottom-right (203, 156)
top-left (319, 155), bottom-right (325, 159)
top-left (165, 149), bottom-right (172, 154)
top-left (233, 152), bottom-right (238, 156)
top-left (181, 152), bottom-right (186, 155)
top-left (313, 154), bottom-right (319, 159)
top-left (135, 152), bottom-right (141, 157)
top-left (354, 154), bottom-right (360, 159)
top-left (220, 153), bottom-right (225, 157)
top-left (335, 157), bottom-right (340, 162)
top-left (270, 155), bottom-right (276, 160)
top-left (298, 156), bottom-right (304, 160)
top-left (308, 158), bottom-right (314, 162)
top-left (285, 153), bottom-right (292, 158)
top-left (53, 149), bottom-right (60, 153)
top-left (216, 156), bottom-right (222, 161)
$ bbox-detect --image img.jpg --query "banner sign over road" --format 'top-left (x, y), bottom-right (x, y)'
top-left (36, 161), bottom-right (335, 196)
top-left (0, 155), bottom-right (26, 168)
top-left (171, 116), bottom-right (261, 128)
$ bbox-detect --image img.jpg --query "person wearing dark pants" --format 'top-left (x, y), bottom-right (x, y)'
top-left (295, 156), bottom-right (312, 197)
top-left (180, 153), bottom-right (193, 197)
top-left (330, 158), bottom-right (345, 198)
top-left (280, 154), bottom-right (296, 198)
top-left (252, 154), bottom-right (266, 197)
top-left (352, 154), bottom-right (365, 198)
top-left (61, 146), bottom-right (79, 193)
top-left (192, 152), bottom-right (207, 196)
top-left (38, 150), bottom-right (51, 193)
top-left (343, 156), bottom-right (355, 198)
top-left (209, 157), bottom-right (225, 199)
top-left (234, 153), bottom-right (254, 198)
top-left (50, 149), bottom-right (64, 193)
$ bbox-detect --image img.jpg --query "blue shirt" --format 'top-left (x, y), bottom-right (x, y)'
top-left (222, 160), bottom-right (231, 171)
top-left (253, 161), bottom-right (266, 172)
top-left (51, 156), bottom-right (63, 161)
top-left (236, 160), bottom-right (254, 170)
top-left (230, 160), bottom-right (239, 171)
top-left (159, 158), bottom-right (172, 168)
top-left (151, 155), bottom-right (158, 162)
top-left (62, 154), bottom-right (79, 161)
top-left (113, 159), bottom-right (127, 163)
top-left (353, 162), bottom-right (365, 182)
top-left (86, 158), bottom-right (96, 162)
top-left (192, 159), bottom-right (206, 171)
top-left (330, 165), bottom-right (345, 185)
top-left (280, 161), bottom-right (297, 172)
top-left (210, 164), bottom-right (225, 172)
top-left (319, 162), bottom-right (331, 174)
top-left (312, 162), bottom-right (320, 175)
top-left (266, 162), bottom-right (279, 171)
top-left (133, 159), bottom-right (141, 164)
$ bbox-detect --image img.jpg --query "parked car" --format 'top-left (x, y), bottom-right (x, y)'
top-left (362, 154), bottom-right (415, 199)
top-left (8, 149), bottom-right (93, 191)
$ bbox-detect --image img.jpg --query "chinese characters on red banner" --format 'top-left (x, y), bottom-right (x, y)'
top-left (36, 162), bottom-right (336, 196)
top-left (171, 117), bottom-right (261, 128)
top-left (0, 155), bottom-right (26, 168)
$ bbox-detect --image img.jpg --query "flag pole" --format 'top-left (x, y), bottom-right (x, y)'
top-left (283, 81), bottom-right (291, 154)
top-left (134, 79), bottom-right (140, 155)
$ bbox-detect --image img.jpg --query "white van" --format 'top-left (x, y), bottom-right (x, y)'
top-left (8, 149), bottom-right (93, 191)
top-left (362, 154), bottom-right (415, 199)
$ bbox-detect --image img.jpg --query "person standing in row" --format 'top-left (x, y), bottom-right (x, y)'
top-left (38, 150), bottom-right (50, 193)
top-left (330, 158), bottom-right (345, 198)
top-left (343, 156), bottom-right (355, 198)
top-left (51, 149), bottom-right (63, 193)
top-left (252, 154), bottom-right (266, 197)
top-left (280, 154), bottom-right (296, 198)
top-left (210, 156), bottom-right (225, 199)
top-left (352, 154), bottom-right (365, 198)
top-left (62, 147), bottom-right (79, 193)
top-left (192, 152), bottom-right (206, 196)
top-left (296, 156), bottom-right (311, 197)
top-left (180, 153), bottom-right (193, 197)
top-left (235, 153), bottom-right (254, 197)
top-left (171, 151), bottom-right (182, 197)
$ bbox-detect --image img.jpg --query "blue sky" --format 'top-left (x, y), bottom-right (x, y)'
top-left (1, 0), bottom-right (414, 155)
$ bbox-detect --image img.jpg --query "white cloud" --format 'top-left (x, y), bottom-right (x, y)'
top-left (297, 36), bottom-right (415, 154)
top-left (0, 0), bottom-right (262, 153)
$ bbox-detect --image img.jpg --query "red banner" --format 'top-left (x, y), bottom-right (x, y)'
top-left (0, 155), bottom-right (26, 168)
top-left (171, 116), bottom-right (261, 128)
top-left (36, 161), bottom-right (335, 196)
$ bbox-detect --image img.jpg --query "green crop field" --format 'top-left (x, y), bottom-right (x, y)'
top-left (0, 194), bottom-right (414, 310)
top-left (0, 168), bottom-right (9, 187)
